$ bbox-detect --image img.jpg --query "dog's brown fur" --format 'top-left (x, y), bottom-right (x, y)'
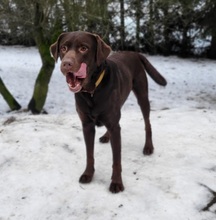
top-left (50, 31), bottom-right (167, 193)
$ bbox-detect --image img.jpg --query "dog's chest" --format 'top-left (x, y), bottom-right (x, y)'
top-left (76, 92), bottom-right (111, 115)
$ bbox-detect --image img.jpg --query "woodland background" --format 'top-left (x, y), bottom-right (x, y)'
top-left (1, 0), bottom-right (216, 57)
top-left (0, 0), bottom-right (216, 113)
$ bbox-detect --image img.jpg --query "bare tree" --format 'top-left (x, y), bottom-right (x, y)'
top-left (120, 0), bottom-right (125, 49)
top-left (28, 1), bottom-right (57, 114)
top-left (0, 0), bottom-right (62, 113)
top-left (0, 77), bottom-right (21, 111)
top-left (201, 0), bottom-right (216, 58)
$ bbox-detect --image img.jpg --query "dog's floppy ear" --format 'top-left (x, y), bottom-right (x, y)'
top-left (50, 42), bottom-right (58, 62)
top-left (50, 33), bottom-right (67, 62)
top-left (94, 34), bottom-right (112, 66)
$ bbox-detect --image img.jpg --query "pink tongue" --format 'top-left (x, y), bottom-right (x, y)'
top-left (74, 63), bottom-right (87, 78)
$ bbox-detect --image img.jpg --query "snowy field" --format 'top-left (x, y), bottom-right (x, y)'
top-left (0, 45), bottom-right (216, 220)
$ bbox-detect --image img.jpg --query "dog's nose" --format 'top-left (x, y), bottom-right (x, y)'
top-left (61, 60), bottom-right (74, 73)
top-left (62, 61), bottom-right (73, 68)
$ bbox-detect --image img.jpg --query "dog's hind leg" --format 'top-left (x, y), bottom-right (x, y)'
top-left (99, 130), bottom-right (110, 143)
top-left (133, 83), bottom-right (154, 155)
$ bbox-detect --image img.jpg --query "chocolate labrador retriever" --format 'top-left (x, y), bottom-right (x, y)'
top-left (50, 31), bottom-right (167, 193)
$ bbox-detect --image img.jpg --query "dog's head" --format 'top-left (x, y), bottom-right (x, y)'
top-left (50, 31), bottom-right (111, 93)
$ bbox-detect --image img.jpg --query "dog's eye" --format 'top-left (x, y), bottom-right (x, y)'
top-left (61, 46), bottom-right (67, 53)
top-left (79, 46), bottom-right (88, 53)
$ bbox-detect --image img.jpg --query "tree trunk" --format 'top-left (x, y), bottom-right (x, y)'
top-left (120, 0), bottom-right (125, 50)
top-left (145, 0), bottom-right (156, 54)
top-left (208, 27), bottom-right (216, 59)
top-left (60, 0), bottom-right (78, 31)
top-left (135, 0), bottom-right (141, 51)
top-left (0, 77), bottom-right (21, 111)
top-left (208, 0), bottom-right (216, 59)
top-left (28, 2), bottom-right (55, 114)
top-left (180, 27), bottom-right (190, 57)
top-left (147, 0), bottom-right (156, 54)
top-left (161, 5), bottom-right (171, 56)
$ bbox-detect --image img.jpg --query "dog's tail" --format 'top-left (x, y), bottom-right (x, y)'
top-left (139, 54), bottom-right (167, 86)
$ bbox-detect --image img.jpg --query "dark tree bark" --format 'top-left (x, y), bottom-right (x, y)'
top-left (207, 1), bottom-right (216, 59)
top-left (208, 31), bottom-right (216, 59)
top-left (0, 77), bottom-right (21, 111)
top-left (135, 0), bottom-right (142, 51)
top-left (142, 0), bottom-right (156, 54)
top-left (120, 0), bottom-right (125, 50)
top-left (28, 2), bottom-right (55, 114)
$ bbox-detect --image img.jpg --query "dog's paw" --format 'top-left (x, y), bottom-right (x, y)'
top-left (99, 135), bottom-right (110, 143)
top-left (143, 146), bottom-right (154, 155)
top-left (99, 131), bottom-right (110, 143)
top-left (79, 174), bottom-right (93, 183)
top-left (109, 182), bottom-right (124, 193)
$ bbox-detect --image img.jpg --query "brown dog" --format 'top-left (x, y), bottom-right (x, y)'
top-left (50, 31), bottom-right (167, 193)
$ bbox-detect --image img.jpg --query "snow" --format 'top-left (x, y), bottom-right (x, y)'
top-left (0, 45), bottom-right (216, 220)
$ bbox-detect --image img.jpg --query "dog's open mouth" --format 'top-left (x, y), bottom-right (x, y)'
top-left (66, 63), bottom-right (87, 93)
top-left (66, 73), bottom-right (83, 93)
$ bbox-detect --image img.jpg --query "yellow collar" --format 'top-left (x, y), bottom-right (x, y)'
top-left (95, 70), bottom-right (105, 88)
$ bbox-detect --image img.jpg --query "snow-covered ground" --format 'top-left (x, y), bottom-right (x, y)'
top-left (0, 45), bottom-right (216, 220)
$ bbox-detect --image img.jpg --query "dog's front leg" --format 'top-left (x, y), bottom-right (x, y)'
top-left (79, 121), bottom-right (95, 184)
top-left (108, 123), bottom-right (124, 193)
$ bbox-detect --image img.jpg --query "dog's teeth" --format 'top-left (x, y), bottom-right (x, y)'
top-left (68, 83), bottom-right (73, 89)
